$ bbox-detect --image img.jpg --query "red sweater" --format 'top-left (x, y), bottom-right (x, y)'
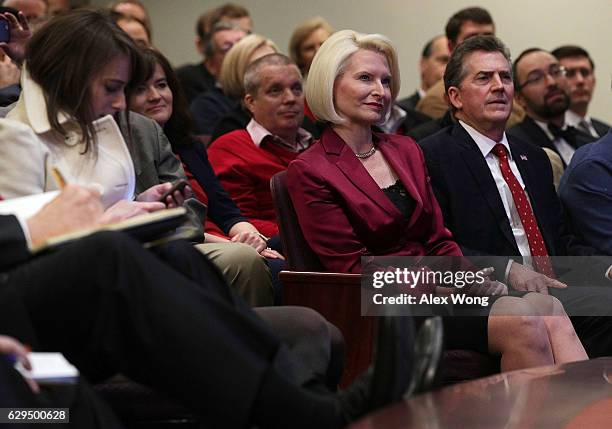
top-left (207, 130), bottom-right (299, 237)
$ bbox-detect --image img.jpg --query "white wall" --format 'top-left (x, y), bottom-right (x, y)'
top-left (99, 0), bottom-right (612, 121)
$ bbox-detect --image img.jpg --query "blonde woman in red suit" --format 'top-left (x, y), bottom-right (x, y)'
top-left (286, 30), bottom-right (587, 371)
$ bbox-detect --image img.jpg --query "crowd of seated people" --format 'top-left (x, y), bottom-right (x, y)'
top-left (0, 1), bottom-right (611, 427)
top-left (190, 32), bottom-right (278, 142)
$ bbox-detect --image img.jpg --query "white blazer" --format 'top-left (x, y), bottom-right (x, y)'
top-left (0, 68), bottom-right (135, 209)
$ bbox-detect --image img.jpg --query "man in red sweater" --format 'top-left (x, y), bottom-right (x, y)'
top-left (208, 54), bottom-right (312, 238)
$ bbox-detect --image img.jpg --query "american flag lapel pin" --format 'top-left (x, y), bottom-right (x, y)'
top-left (520, 154), bottom-right (528, 161)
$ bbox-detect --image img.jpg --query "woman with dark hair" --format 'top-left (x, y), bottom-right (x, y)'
top-left (0, 9), bottom-right (280, 306)
top-left (0, 8), bottom-right (180, 220)
top-left (127, 47), bottom-right (286, 299)
top-left (128, 47), bottom-right (283, 257)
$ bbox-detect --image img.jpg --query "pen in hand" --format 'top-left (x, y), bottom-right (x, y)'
top-left (51, 167), bottom-right (67, 189)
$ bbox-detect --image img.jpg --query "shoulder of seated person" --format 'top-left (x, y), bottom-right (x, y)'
top-left (0, 117), bottom-right (41, 140)
top-left (120, 112), bottom-right (162, 137)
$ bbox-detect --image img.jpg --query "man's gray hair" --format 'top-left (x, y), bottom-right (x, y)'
top-left (243, 53), bottom-right (300, 96)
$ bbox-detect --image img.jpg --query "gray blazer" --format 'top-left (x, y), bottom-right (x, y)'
top-left (117, 112), bottom-right (205, 240)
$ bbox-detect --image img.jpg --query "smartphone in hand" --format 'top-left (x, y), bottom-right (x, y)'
top-left (158, 180), bottom-right (189, 206)
top-left (0, 17), bottom-right (9, 43)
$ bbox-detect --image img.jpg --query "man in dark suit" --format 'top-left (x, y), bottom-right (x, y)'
top-left (0, 186), bottom-right (409, 427)
top-left (420, 35), bottom-right (612, 358)
top-left (551, 45), bottom-right (610, 138)
top-left (508, 48), bottom-right (596, 167)
top-left (559, 132), bottom-right (612, 255)
top-left (397, 35), bottom-right (450, 111)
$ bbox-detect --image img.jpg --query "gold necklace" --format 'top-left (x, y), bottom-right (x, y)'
top-left (355, 145), bottom-right (376, 159)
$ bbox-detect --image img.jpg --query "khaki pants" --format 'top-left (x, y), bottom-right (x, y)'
top-left (196, 242), bottom-right (274, 306)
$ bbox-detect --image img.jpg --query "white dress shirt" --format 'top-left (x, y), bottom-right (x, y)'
top-left (460, 121), bottom-right (534, 272)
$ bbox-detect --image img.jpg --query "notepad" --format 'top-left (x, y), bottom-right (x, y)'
top-left (15, 352), bottom-right (79, 384)
top-left (0, 192), bottom-right (196, 251)
top-left (34, 206), bottom-right (190, 252)
top-left (0, 191), bottom-right (60, 218)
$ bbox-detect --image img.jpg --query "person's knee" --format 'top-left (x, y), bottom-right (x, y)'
top-left (63, 231), bottom-right (142, 276)
top-left (211, 243), bottom-right (273, 305)
top-left (284, 307), bottom-right (331, 342)
top-left (523, 292), bottom-right (567, 316)
top-left (548, 296), bottom-right (567, 316)
top-left (232, 243), bottom-right (268, 271)
top-left (511, 316), bottom-right (551, 354)
top-left (79, 231), bottom-right (140, 256)
top-left (489, 313), bottom-right (550, 356)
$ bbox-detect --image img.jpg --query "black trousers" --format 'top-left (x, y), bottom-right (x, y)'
top-left (0, 232), bottom-right (314, 428)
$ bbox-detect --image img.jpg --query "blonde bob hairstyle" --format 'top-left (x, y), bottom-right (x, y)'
top-left (288, 16), bottom-right (333, 71)
top-left (219, 34), bottom-right (278, 99)
top-left (305, 29), bottom-right (400, 125)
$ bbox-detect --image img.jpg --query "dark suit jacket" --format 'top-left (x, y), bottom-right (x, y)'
top-left (508, 115), bottom-right (596, 166)
top-left (0, 215), bottom-right (39, 346)
top-left (559, 130), bottom-right (612, 255)
top-left (389, 106), bottom-right (432, 135)
top-left (0, 215), bottom-right (29, 271)
top-left (419, 123), bottom-right (597, 278)
top-left (592, 117), bottom-right (610, 138)
top-left (397, 91), bottom-right (421, 111)
top-left (176, 62), bottom-right (216, 103)
top-left (407, 109), bottom-right (455, 142)
top-left (286, 127), bottom-right (461, 274)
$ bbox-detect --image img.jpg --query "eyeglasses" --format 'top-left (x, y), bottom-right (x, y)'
top-left (517, 65), bottom-right (567, 90)
top-left (564, 67), bottom-right (592, 79)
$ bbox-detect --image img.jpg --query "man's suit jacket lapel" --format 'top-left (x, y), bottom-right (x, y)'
top-left (451, 124), bottom-right (519, 253)
top-left (572, 126), bottom-right (597, 149)
top-left (519, 116), bottom-right (556, 151)
top-left (592, 119), bottom-right (610, 138)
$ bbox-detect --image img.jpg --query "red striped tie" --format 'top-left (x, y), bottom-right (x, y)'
top-left (492, 144), bottom-right (555, 278)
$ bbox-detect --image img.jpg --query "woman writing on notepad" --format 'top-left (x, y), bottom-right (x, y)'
top-left (0, 9), bottom-right (281, 306)
top-left (0, 9), bottom-right (187, 224)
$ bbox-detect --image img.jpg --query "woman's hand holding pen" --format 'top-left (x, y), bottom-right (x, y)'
top-left (27, 185), bottom-right (104, 248)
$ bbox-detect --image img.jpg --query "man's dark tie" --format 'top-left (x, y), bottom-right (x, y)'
top-left (548, 124), bottom-right (578, 148)
top-left (491, 144), bottom-right (556, 278)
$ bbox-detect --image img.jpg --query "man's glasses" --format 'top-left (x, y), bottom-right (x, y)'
top-left (564, 67), bottom-right (592, 79)
top-left (517, 65), bottom-right (567, 90)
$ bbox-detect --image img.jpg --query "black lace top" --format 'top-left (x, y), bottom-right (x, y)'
top-left (381, 180), bottom-right (416, 220)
